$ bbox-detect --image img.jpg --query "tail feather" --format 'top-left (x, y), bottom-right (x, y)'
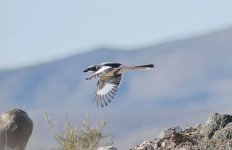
top-left (134, 64), bottom-right (154, 69)
top-left (124, 64), bottom-right (154, 71)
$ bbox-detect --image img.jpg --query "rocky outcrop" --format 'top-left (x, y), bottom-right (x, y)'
top-left (0, 109), bottom-right (33, 150)
top-left (131, 113), bottom-right (232, 150)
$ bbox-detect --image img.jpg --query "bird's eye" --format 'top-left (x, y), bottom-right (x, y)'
top-left (89, 66), bottom-right (97, 71)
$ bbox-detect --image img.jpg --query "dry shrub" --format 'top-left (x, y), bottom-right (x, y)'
top-left (44, 112), bottom-right (112, 150)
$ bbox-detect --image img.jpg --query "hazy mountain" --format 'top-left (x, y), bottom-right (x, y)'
top-left (0, 27), bottom-right (232, 149)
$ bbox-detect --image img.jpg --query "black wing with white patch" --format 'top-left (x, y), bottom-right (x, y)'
top-left (85, 66), bottom-right (114, 80)
top-left (95, 74), bottom-right (122, 107)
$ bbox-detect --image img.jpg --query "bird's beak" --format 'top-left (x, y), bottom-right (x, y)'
top-left (83, 68), bottom-right (89, 72)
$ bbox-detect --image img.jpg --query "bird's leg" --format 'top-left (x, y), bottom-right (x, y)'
top-left (85, 76), bottom-right (93, 80)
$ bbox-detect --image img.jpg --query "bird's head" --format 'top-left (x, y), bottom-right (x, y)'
top-left (83, 65), bottom-right (98, 73)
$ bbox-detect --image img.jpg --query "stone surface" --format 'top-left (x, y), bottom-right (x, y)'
top-left (131, 113), bottom-right (232, 150)
top-left (159, 126), bottom-right (182, 139)
top-left (200, 113), bottom-right (232, 139)
top-left (0, 108), bottom-right (33, 150)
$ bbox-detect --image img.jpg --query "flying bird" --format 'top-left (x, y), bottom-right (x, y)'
top-left (84, 62), bottom-right (154, 107)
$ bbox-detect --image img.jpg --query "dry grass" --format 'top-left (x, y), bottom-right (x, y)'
top-left (44, 112), bottom-right (112, 150)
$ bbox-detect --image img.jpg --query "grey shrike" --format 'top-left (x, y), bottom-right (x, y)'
top-left (84, 62), bottom-right (154, 107)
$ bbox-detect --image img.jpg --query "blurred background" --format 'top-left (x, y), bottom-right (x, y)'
top-left (1, 0), bottom-right (232, 149)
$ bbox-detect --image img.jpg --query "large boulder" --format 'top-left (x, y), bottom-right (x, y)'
top-left (0, 109), bottom-right (33, 150)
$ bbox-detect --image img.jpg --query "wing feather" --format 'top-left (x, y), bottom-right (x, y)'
top-left (94, 66), bottom-right (112, 76)
top-left (95, 74), bottom-right (122, 107)
top-left (86, 66), bottom-right (114, 80)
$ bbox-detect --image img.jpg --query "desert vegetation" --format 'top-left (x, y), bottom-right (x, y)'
top-left (0, 109), bottom-right (113, 150)
top-left (44, 112), bottom-right (113, 150)
top-left (2, 110), bottom-right (232, 150)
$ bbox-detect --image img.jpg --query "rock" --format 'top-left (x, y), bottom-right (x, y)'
top-left (131, 113), bottom-right (232, 150)
top-left (213, 122), bottom-right (232, 140)
top-left (200, 113), bottom-right (232, 139)
top-left (161, 141), bottom-right (166, 147)
top-left (130, 141), bottom-right (156, 150)
top-left (159, 126), bottom-right (182, 139)
top-left (0, 108), bottom-right (33, 150)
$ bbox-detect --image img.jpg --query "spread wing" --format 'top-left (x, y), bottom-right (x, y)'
top-left (95, 74), bottom-right (122, 107)
top-left (85, 66), bottom-right (113, 80)
top-left (94, 66), bottom-right (112, 75)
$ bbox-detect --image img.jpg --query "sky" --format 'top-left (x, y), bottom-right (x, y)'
top-left (1, 0), bottom-right (232, 68)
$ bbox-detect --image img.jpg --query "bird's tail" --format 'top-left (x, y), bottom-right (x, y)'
top-left (124, 64), bottom-right (154, 71)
